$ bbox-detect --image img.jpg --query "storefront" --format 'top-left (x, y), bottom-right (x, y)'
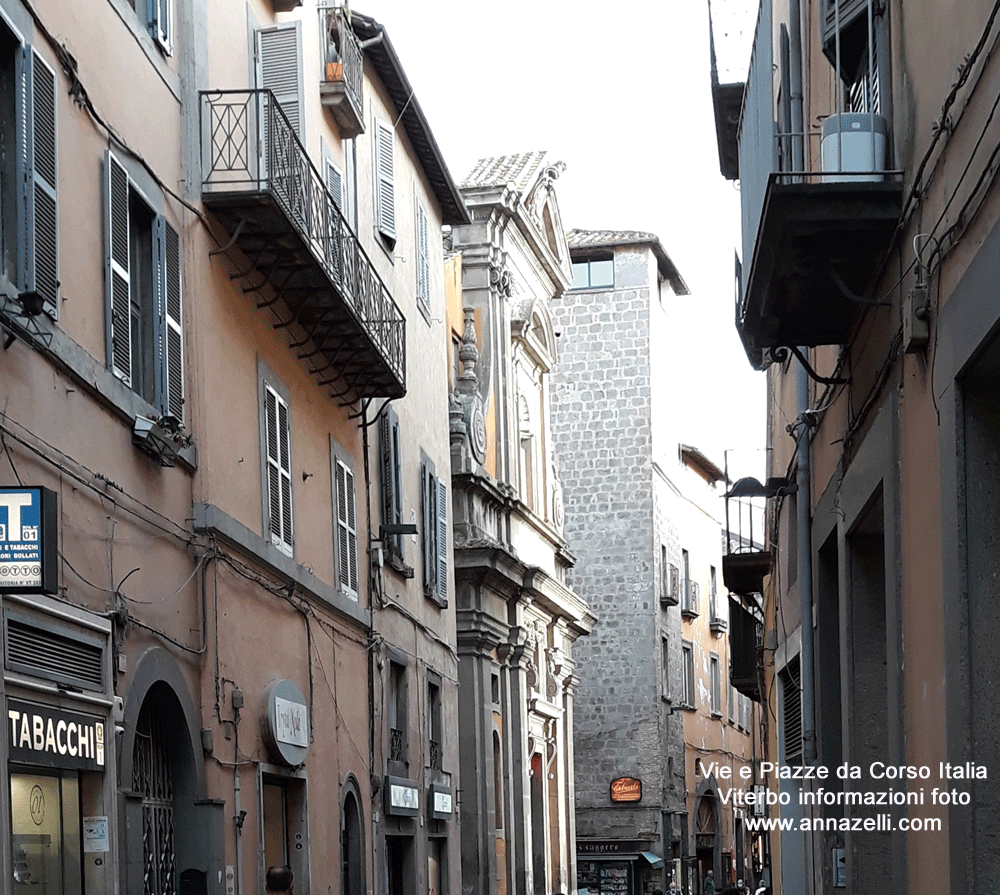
top-left (3, 593), bottom-right (118, 895)
top-left (578, 839), bottom-right (665, 895)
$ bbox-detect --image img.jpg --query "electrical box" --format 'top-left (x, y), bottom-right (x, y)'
top-left (903, 286), bottom-right (930, 353)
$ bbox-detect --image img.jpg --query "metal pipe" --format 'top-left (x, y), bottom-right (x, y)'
top-left (234, 769), bottom-right (244, 895)
top-left (788, 0), bottom-right (817, 768)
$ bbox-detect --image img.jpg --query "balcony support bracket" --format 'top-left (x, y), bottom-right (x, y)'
top-left (773, 345), bottom-right (848, 386)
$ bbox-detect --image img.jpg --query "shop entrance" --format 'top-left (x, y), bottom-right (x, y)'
top-left (10, 770), bottom-right (82, 894)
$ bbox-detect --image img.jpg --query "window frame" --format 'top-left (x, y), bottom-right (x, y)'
top-left (415, 196), bottom-right (430, 316)
top-left (569, 254), bottom-right (614, 290)
top-left (105, 149), bottom-right (184, 422)
top-left (681, 640), bottom-right (695, 709)
top-left (331, 438), bottom-right (359, 600)
top-left (258, 361), bottom-right (294, 557)
top-left (710, 653), bottom-right (722, 717)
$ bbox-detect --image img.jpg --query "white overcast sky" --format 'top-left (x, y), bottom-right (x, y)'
top-left (362, 0), bottom-right (763, 476)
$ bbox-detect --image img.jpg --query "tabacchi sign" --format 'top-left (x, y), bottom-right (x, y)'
top-left (0, 487), bottom-right (57, 593)
top-left (610, 776), bottom-right (642, 803)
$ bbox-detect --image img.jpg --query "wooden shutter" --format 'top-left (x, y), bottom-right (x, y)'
top-left (336, 459), bottom-right (359, 596)
top-left (374, 117), bottom-right (395, 240)
top-left (106, 150), bottom-right (132, 384)
top-left (265, 384), bottom-right (293, 554)
top-left (257, 24), bottom-right (303, 139)
top-left (21, 48), bottom-right (59, 316)
top-left (327, 161), bottom-right (343, 210)
top-left (416, 200), bottom-right (429, 309)
top-left (379, 411), bottom-right (402, 559)
top-left (154, 217), bottom-right (184, 422)
top-left (151, 0), bottom-right (172, 54)
top-left (422, 463), bottom-right (435, 593)
top-left (435, 476), bottom-right (448, 603)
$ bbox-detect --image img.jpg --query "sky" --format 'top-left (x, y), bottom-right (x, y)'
top-left (362, 0), bottom-right (763, 476)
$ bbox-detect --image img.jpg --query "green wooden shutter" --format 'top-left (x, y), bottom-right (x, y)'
top-left (435, 476), bottom-right (448, 604)
top-left (374, 117), bottom-right (395, 240)
top-left (105, 151), bottom-right (132, 384)
top-left (379, 410), bottom-right (402, 559)
top-left (422, 463), bottom-right (434, 593)
top-left (21, 48), bottom-right (59, 316)
top-left (265, 384), bottom-right (293, 554)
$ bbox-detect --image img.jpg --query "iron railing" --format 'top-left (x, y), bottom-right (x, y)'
top-left (321, 5), bottom-right (363, 109)
top-left (200, 89), bottom-right (405, 391)
top-left (389, 727), bottom-right (405, 762)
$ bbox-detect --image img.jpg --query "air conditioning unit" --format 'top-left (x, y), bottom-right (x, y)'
top-left (821, 113), bottom-right (888, 183)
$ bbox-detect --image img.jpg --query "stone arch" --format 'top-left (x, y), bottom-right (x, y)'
top-left (692, 774), bottom-right (723, 882)
top-left (119, 647), bottom-right (217, 894)
top-left (341, 774), bottom-right (366, 895)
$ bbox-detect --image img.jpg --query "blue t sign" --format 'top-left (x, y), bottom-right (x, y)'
top-left (0, 487), bottom-right (57, 593)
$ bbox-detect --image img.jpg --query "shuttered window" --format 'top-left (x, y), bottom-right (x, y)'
top-left (421, 462), bottom-right (449, 606)
top-left (780, 656), bottom-right (803, 765)
top-left (415, 199), bottom-right (430, 312)
top-left (257, 24), bottom-right (304, 140)
top-left (150, 0), bottom-right (172, 55)
top-left (374, 117), bottom-right (396, 242)
top-left (105, 149), bottom-right (184, 423)
top-left (264, 383), bottom-right (293, 556)
top-left (710, 654), bottom-right (722, 716)
top-left (379, 409), bottom-right (403, 562)
top-left (335, 456), bottom-right (359, 598)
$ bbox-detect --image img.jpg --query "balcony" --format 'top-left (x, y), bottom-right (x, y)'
top-left (319, 6), bottom-right (365, 138)
top-left (733, 0), bottom-right (902, 370)
top-left (201, 90), bottom-right (404, 400)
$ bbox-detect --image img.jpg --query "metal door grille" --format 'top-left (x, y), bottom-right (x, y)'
top-left (134, 698), bottom-right (175, 895)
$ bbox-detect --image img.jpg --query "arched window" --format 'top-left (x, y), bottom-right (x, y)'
top-left (518, 396), bottom-right (535, 509)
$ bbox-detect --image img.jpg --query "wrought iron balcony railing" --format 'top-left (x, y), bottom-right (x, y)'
top-left (200, 89), bottom-right (405, 399)
top-left (320, 5), bottom-right (364, 137)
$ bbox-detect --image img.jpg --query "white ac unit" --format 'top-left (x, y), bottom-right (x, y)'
top-left (821, 112), bottom-right (888, 183)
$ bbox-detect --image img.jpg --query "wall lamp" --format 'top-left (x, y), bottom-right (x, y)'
top-left (376, 523), bottom-right (418, 542)
top-left (724, 476), bottom-right (795, 499)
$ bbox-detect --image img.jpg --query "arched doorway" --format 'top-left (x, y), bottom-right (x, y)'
top-left (696, 792), bottom-right (720, 886)
top-left (342, 781), bottom-right (364, 895)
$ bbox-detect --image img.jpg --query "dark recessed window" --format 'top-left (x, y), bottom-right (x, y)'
top-left (570, 257), bottom-right (614, 289)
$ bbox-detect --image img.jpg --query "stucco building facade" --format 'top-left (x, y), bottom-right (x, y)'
top-left (713, 0), bottom-right (1000, 892)
top-left (0, 2), bottom-right (466, 894)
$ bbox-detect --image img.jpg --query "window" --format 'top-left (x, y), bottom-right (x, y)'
top-left (681, 550), bottom-right (699, 617)
top-left (106, 151), bottom-right (184, 420)
top-left (333, 448), bottom-right (359, 599)
top-left (570, 256), bottom-right (613, 290)
top-left (261, 378), bottom-right (293, 556)
top-left (780, 657), bottom-right (802, 765)
top-left (127, 0), bottom-right (172, 54)
top-left (422, 460), bottom-right (448, 606)
top-left (682, 641), bottom-right (695, 708)
top-left (326, 159), bottom-right (343, 211)
top-left (661, 636), bottom-right (670, 701)
top-left (415, 199), bottom-right (430, 313)
top-left (257, 24), bottom-right (304, 139)
top-left (0, 31), bottom-right (58, 316)
top-left (373, 116), bottom-right (396, 244)
top-left (427, 676), bottom-right (442, 769)
top-left (388, 660), bottom-right (407, 763)
top-left (493, 730), bottom-right (503, 830)
top-left (710, 654), bottom-right (721, 716)
top-left (379, 408), bottom-right (403, 564)
top-left (728, 660), bottom-right (736, 724)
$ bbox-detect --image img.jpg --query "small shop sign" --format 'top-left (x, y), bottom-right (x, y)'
top-left (0, 487), bottom-right (57, 593)
top-left (609, 776), bottom-right (642, 803)
top-left (384, 775), bottom-right (420, 817)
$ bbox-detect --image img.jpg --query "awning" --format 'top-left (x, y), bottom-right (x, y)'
top-left (641, 852), bottom-right (665, 869)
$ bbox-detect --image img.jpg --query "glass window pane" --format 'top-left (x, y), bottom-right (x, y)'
top-left (11, 773), bottom-right (64, 894)
top-left (589, 259), bottom-right (614, 287)
top-left (570, 262), bottom-right (590, 290)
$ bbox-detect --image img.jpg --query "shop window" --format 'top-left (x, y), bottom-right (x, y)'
top-left (10, 771), bottom-right (82, 893)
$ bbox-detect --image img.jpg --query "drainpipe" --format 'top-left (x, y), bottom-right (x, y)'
top-left (788, 0), bottom-right (817, 769)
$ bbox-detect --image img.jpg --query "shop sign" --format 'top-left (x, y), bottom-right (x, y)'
top-left (262, 680), bottom-right (310, 767)
top-left (429, 784), bottom-right (453, 820)
top-left (578, 839), bottom-right (653, 856)
top-left (0, 487), bottom-right (57, 593)
top-left (7, 698), bottom-right (105, 771)
top-left (384, 775), bottom-right (419, 817)
top-left (609, 776), bottom-right (642, 802)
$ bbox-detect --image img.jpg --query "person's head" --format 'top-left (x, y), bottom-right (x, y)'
top-left (652, 888), bottom-right (664, 895)
top-left (265, 865), bottom-right (293, 894)
top-left (707, 871), bottom-right (713, 878)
